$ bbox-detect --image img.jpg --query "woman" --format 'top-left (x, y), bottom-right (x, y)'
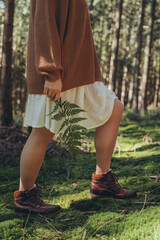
top-left (14, 0), bottom-right (137, 215)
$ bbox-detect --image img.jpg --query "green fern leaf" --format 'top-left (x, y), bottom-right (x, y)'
top-left (70, 125), bottom-right (87, 132)
top-left (51, 110), bottom-right (66, 121)
top-left (61, 100), bottom-right (68, 107)
top-left (66, 132), bottom-right (84, 141)
top-left (69, 117), bottom-right (87, 124)
top-left (65, 140), bottom-right (82, 147)
top-left (61, 125), bottom-right (71, 139)
top-left (47, 102), bottom-right (59, 116)
top-left (58, 118), bottom-right (70, 133)
top-left (49, 97), bottom-right (88, 179)
top-left (70, 109), bottom-right (85, 116)
top-left (68, 103), bottom-right (81, 109)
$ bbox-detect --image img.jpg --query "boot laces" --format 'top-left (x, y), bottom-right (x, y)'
top-left (107, 172), bottom-right (121, 191)
top-left (24, 186), bottom-right (43, 205)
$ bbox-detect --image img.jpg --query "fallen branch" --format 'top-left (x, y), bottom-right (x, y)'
top-left (140, 193), bottom-right (147, 213)
top-left (60, 217), bottom-right (76, 222)
top-left (82, 230), bottom-right (87, 240)
top-left (38, 215), bottom-right (62, 234)
top-left (0, 181), bottom-right (16, 188)
top-left (133, 202), bottom-right (160, 205)
top-left (22, 210), bottom-right (31, 240)
top-left (82, 211), bottom-right (97, 215)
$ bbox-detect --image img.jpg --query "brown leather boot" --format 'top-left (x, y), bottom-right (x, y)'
top-left (90, 170), bottom-right (137, 200)
top-left (14, 185), bottom-right (61, 214)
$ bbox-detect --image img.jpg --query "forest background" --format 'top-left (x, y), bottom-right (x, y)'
top-left (0, 0), bottom-right (160, 126)
top-left (0, 1), bottom-right (160, 239)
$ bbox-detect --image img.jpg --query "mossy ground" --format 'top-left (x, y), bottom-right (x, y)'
top-left (0, 110), bottom-right (160, 240)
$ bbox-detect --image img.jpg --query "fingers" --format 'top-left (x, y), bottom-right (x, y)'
top-left (43, 88), bottom-right (49, 95)
top-left (53, 91), bottom-right (61, 102)
top-left (43, 79), bottom-right (62, 102)
top-left (50, 90), bottom-right (61, 102)
top-left (48, 89), bottom-right (55, 98)
top-left (43, 88), bottom-right (61, 102)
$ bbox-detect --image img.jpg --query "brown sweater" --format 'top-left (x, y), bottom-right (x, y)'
top-left (26, 0), bottom-right (102, 94)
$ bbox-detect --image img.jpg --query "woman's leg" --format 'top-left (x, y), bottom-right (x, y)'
top-left (90, 99), bottom-right (136, 199)
top-left (94, 98), bottom-right (124, 174)
top-left (19, 127), bottom-right (54, 191)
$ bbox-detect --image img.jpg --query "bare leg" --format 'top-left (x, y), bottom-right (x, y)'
top-left (19, 127), bottom-right (54, 191)
top-left (94, 99), bottom-right (124, 174)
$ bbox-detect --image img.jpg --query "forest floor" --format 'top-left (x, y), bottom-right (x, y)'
top-left (0, 109), bottom-right (160, 240)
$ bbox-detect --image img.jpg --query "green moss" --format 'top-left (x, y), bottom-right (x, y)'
top-left (0, 115), bottom-right (160, 239)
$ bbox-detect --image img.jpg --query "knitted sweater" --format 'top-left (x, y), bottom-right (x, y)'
top-left (26, 0), bottom-right (102, 94)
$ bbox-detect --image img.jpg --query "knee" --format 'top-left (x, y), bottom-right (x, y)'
top-left (112, 99), bottom-right (124, 120)
top-left (31, 127), bottom-right (54, 145)
top-left (118, 100), bottom-right (124, 115)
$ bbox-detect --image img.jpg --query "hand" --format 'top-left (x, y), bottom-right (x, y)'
top-left (43, 79), bottom-right (62, 102)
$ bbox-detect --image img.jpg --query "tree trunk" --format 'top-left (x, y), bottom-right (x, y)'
top-left (98, 8), bottom-right (105, 63)
top-left (153, 46), bottom-right (160, 108)
top-left (108, 0), bottom-right (123, 92)
top-left (0, 0), bottom-right (15, 125)
top-left (89, 0), bottom-right (94, 25)
top-left (89, 0), bottom-right (94, 11)
top-left (132, 0), bottom-right (146, 111)
top-left (139, 0), bottom-right (156, 113)
top-left (121, 4), bottom-right (135, 105)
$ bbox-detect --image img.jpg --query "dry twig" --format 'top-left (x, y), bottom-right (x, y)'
top-left (38, 214), bottom-right (62, 234)
top-left (22, 210), bottom-right (31, 240)
top-left (140, 193), bottom-right (147, 213)
top-left (133, 202), bottom-right (160, 205)
top-left (82, 230), bottom-right (87, 240)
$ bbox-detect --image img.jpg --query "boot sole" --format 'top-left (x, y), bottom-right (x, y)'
top-left (89, 192), bottom-right (137, 201)
top-left (14, 207), bottom-right (62, 215)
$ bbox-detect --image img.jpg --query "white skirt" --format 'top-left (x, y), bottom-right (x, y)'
top-left (24, 82), bottom-right (118, 138)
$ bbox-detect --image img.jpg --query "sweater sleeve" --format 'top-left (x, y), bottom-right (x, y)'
top-left (34, 0), bottom-right (65, 82)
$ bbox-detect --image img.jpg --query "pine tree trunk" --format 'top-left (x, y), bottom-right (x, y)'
top-left (89, 0), bottom-right (94, 12)
top-left (153, 48), bottom-right (160, 108)
top-left (0, 0), bottom-right (15, 125)
top-left (121, 5), bottom-right (135, 105)
top-left (108, 0), bottom-right (123, 92)
top-left (139, 0), bottom-right (156, 113)
top-left (153, 71), bottom-right (160, 108)
top-left (132, 0), bottom-right (146, 111)
top-left (89, 0), bottom-right (94, 25)
top-left (98, 8), bottom-right (105, 63)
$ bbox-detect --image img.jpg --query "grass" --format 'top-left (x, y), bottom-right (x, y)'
top-left (0, 111), bottom-right (160, 240)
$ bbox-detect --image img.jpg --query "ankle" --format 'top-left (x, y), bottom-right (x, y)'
top-left (19, 184), bottom-right (36, 192)
top-left (95, 168), bottom-right (111, 175)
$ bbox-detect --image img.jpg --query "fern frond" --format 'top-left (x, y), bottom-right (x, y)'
top-left (70, 124), bottom-right (87, 132)
top-left (63, 101), bottom-right (81, 110)
top-left (69, 117), bottom-right (87, 124)
top-left (59, 117), bottom-right (87, 132)
top-left (58, 118), bottom-right (70, 133)
top-left (66, 132), bottom-right (84, 141)
top-left (47, 102), bottom-right (59, 116)
top-left (61, 125), bottom-right (71, 139)
top-left (68, 146), bottom-right (80, 155)
top-left (61, 100), bottom-right (68, 107)
top-left (68, 103), bottom-right (81, 109)
top-left (49, 97), bottom-right (88, 179)
top-left (59, 97), bottom-right (62, 107)
top-left (51, 110), bottom-right (66, 121)
top-left (64, 108), bottom-right (85, 117)
top-left (65, 140), bottom-right (82, 148)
